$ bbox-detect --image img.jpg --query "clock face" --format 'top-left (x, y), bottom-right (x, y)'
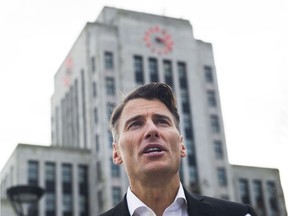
top-left (63, 56), bottom-right (73, 87)
top-left (143, 25), bottom-right (174, 55)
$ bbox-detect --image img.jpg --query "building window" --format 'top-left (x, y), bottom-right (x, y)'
top-left (104, 51), bottom-right (114, 70)
top-left (78, 165), bottom-right (88, 185)
top-left (178, 62), bottom-right (187, 89)
top-left (108, 131), bottom-right (113, 148)
top-left (79, 165), bottom-right (89, 216)
top-left (189, 167), bottom-right (197, 182)
top-left (163, 60), bottom-right (173, 88)
top-left (111, 159), bottom-right (120, 177)
top-left (94, 108), bottom-right (98, 124)
top-left (62, 164), bottom-right (72, 183)
top-left (183, 114), bottom-right (193, 139)
top-left (45, 162), bottom-right (56, 186)
top-left (207, 90), bottom-right (217, 107)
top-left (28, 161), bottom-right (39, 216)
top-left (62, 164), bottom-right (73, 216)
top-left (79, 195), bottom-right (88, 216)
top-left (45, 163), bottom-right (56, 216)
top-left (204, 65), bottom-right (213, 83)
top-left (184, 115), bottom-right (193, 138)
top-left (74, 79), bottom-right (80, 147)
top-left (181, 89), bottom-right (190, 113)
top-left (214, 140), bottom-right (224, 159)
top-left (55, 106), bottom-right (60, 144)
top-left (210, 115), bottom-right (220, 133)
top-left (96, 161), bottom-right (102, 181)
top-left (98, 190), bottom-right (104, 212)
top-left (112, 187), bottom-right (122, 206)
top-left (95, 135), bottom-right (99, 152)
top-left (217, 167), bottom-right (227, 186)
top-left (267, 181), bottom-right (279, 215)
top-left (239, 179), bottom-right (251, 204)
top-left (105, 77), bottom-right (115, 95)
top-left (92, 81), bottom-right (97, 97)
top-left (149, 58), bottom-right (159, 82)
top-left (134, 55), bottom-right (144, 84)
top-left (63, 194), bottom-right (73, 216)
top-left (91, 56), bottom-right (96, 72)
top-left (183, 114), bottom-right (191, 129)
top-left (253, 180), bottom-right (266, 215)
top-left (46, 193), bottom-right (56, 215)
top-left (186, 139), bottom-right (195, 155)
top-left (188, 154), bottom-right (196, 166)
top-left (81, 70), bottom-right (87, 148)
top-left (28, 160), bottom-right (39, 185)
top-left (107, 102), bottom-right (115, 120)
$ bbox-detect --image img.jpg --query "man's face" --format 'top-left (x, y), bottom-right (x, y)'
top-left (113, 98), bottom-right (186, 182)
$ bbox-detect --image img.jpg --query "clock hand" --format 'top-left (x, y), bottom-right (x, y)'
top-left (155, 36), bottom-right (165, 44)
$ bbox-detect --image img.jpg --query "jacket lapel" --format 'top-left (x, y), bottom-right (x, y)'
top-left (109, 195), bottom-right (130, 216)
top-left (113, 189), bottom-right (211, 216)
top-left (184, 188), bottom-right (211, 216)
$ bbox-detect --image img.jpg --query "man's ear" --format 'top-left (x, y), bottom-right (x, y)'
top-left (113, 143), bottom-right (123, 165)
top-left (180, 136), bottom-right (187, 158)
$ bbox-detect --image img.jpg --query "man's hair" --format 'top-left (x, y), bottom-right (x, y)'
top-left (110, 82), bottom-right (180, 141)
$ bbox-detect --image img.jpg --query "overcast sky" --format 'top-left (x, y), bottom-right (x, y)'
top-left (0, 0), bottom-right (287, 206)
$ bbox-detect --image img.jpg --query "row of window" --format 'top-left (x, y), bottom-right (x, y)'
top-left (93, 53), bottom-right (120, 212)
top-left (91, 52), bottom-right (215, 91)
top-left (134, 55), bottom-right (190, 86)
top-left (203, 66), bottom-right (229, 194)
top-left (90, 51), bottom-right (114, 73)
top-left (175, 61), bottom-right (199, 191)
top-left (203, 67), bottom-right (225, 163)
top-left (28, 161), bottom-right (89, 216)
top-left (239, 179), bottom-right (279, 216)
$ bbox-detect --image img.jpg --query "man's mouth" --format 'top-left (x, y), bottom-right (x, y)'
top-left (144, 147), bottom-right (163, 154)
top-left (143, 145), bottom-right (165, 154)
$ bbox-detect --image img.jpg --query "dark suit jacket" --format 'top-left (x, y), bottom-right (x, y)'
top-left (98, 188), bottom-right (257, 216)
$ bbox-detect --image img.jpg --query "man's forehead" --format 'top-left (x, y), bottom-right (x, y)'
top-left (123, 98), bottom-right (167, 112)
top-left (120, 98), bottom-right (172, 121)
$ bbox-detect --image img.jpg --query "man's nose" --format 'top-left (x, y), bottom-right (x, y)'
top-left (144, 121), bottom-right (160, 139)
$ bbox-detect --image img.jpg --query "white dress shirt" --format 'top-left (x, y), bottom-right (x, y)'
top-left (126, 183), bottom-right (188, 216)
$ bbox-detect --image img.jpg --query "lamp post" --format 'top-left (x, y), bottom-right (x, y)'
top-left (6, 185), bottom-right (44, 216)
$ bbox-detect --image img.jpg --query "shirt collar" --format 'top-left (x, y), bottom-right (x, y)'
top-left (126, 183), bottom-right (187, 215)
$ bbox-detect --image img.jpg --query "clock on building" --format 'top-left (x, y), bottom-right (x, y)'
top-left (63, 56), bottom-right (73, 87)
top-left (143, 25), bottom-right (174, 55)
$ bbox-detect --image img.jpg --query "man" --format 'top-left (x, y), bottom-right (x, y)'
top-left (99, 83), bottom-right (257, 216)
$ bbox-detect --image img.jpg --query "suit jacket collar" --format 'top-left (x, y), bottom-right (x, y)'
top-left (109, 188), bottom-right (210, 216)
top-left (115, 195), bottom-right (130, 216)
top-left (184, 188), bottom-right (211, 216)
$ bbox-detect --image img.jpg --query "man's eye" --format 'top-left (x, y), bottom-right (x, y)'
top-left (128, 121), bottom-right (142, 129)
top-left (155, 119), bottom-right (170, 125)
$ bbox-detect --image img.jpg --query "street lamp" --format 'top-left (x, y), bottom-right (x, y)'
top-left (7, 185), bottom-right (44, 216)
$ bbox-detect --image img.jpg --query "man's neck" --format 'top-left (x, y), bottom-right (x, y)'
top-left (130, 177), bottom-right (180, 216)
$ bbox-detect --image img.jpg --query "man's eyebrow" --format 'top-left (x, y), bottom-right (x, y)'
top-left (123, 113), bottom-right (173, 128)
top-left (124, 115), bottom-right (143, 128)
top-left (153, 113), bottom-right (173, 122)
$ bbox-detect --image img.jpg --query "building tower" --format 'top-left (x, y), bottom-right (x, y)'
top-left (51, 6), bottom-right (234, 213)
top-left (1, 6), bottom-right (286, 216)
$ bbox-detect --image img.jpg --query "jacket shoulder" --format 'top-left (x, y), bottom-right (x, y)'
top-left (98, 195), bottom-right (130, 216)
top-left (98, 207), bottom-right (117, 216)
top-left (98, 208), bottom-right (113, 216)
top-left (201, 195), bottom-right (257, 215)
